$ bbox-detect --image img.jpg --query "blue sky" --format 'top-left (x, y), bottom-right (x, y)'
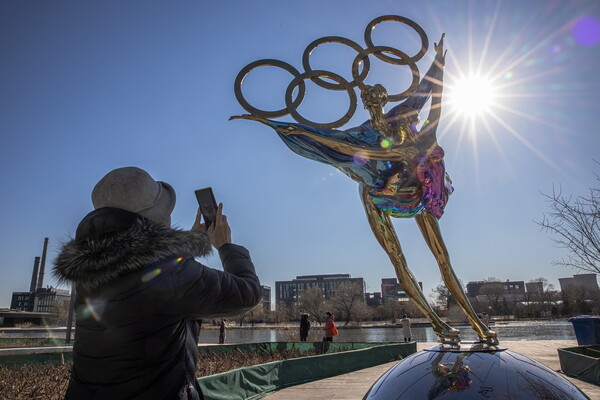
top-left (1, 0), bottom-right (599, 308)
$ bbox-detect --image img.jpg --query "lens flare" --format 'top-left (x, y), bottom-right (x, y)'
top-left (142, 268), bottom-right (162, 282)
top-left (572, 16), bottom-right (600, 47)
top-left (82, 297), bottom-right (104, 322)
top-left (352, 152), bottom-right (367, 166)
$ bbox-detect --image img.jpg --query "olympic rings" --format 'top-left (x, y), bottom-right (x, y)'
top-left (302, 36), bottom-right (369, 91)
top-left (352, 46), bottom-right (420, 102)
top-left (364, 15), bottom-right (429, 65)
top-left (233, 15), bottom-right (430, 128)
top-left (285, 70), bottom-right (357, 129)
top-left (234, 59), bottom-right (306, 118)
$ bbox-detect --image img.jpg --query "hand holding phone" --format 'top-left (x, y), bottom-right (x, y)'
top-left (195, 187), bottom-right (218, 228)
top-left (193, 187), bottom-right (231, 248)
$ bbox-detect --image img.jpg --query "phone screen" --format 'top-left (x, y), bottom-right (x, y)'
top-left (195, 187), bottom-right (217, 228)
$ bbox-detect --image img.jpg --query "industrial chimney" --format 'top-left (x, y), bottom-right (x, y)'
top-left (37, 237), bottom-right (49, 290)
top-left (29, 256), bottom-right (41, 292)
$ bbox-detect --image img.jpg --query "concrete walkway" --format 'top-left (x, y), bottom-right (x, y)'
top-left (264, 340), bottom-right (599, 399)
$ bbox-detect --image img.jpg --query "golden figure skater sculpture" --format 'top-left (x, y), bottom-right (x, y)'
top-left (232, 16), bottom-right (497, 345)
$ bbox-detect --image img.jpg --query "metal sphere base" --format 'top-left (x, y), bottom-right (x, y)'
top-left (364, 341), bottom-right (589, 399)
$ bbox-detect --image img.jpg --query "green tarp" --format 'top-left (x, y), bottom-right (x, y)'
top-left (197, 341), bottom-right (391, 356)
top-left (0, 340), bottom-right (416, 398)
top-left (558, 345), bottom-right (600, 385)
top-left (197, 342), bottom-right (416, 400)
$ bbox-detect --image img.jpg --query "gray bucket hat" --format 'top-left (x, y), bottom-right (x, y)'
top-left (91, 167), bottom-right (176, 224)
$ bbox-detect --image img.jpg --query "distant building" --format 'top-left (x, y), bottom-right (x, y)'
top-left (366, 292), bottom-right (383, 307)
top-left (466, 280), bottom-right (526, 298)
top-left (558, 274), bottom-right (600, 296)
top-left (10, 287), bottom-right (71, 313)
top-left (261, 285), bottom-right (272, 312)
top-left (34, 287), bottom-right (71, 313)
top-left (9, 237), bottom-right (71, 319)
top-left (10, 291), bottom-right (34, 311)
top-left (380, 278), bottom-right (422, 303)
top-left (525, 281), bottom-right (544, 295)
top-left (275, 274), bottom-right (365, 309)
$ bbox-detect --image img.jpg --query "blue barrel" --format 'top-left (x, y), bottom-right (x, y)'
top-left (568, 316), bottom-right (600, 345)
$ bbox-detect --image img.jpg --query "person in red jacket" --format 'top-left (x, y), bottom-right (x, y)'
top-left (324, 312), bottom-right (336, 342)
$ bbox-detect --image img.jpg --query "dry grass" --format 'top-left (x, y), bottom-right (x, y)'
top-left (0, 363), bottom-right (71, 400)
top-left (0, 339), bottom-right (65, 348)
top-left (0, 348), bottom-right (316, 400)
top-left (196, 348), bottom-right (315, 376)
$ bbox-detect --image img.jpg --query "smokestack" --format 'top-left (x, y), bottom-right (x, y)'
top-left (29, 257), bottom-right (41, 292)
top-left (37, 237), bottom-right (49, 290)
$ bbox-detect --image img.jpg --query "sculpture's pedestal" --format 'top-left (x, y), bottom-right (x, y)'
top-left (364, 342), bottom-right (589, 399)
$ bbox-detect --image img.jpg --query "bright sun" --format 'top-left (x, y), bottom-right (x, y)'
top-left (447, 75), bottom-right (497, 117)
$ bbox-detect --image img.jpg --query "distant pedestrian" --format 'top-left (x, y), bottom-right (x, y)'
top-left (400, 314), bottom-right (412, 342)
top-left (219, 318), bottom-right (227, 344)
top-left (480, 312), bottom-right (490, 327)
top-left (299, 313), bottom-right (311, 342)
top-left (323, 312), bottom-right (337, 342)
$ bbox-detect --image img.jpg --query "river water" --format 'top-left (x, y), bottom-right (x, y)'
top-left (198, 320), bottom-right (576, 344)
top-left (0, 320), bottom-right (576, 344)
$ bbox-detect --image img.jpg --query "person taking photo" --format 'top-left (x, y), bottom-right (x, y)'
top-left (54, 166), bottom-right (262, 400)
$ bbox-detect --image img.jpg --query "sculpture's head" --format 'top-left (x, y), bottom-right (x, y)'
top-left (361, 84), bottom-right (388, 110)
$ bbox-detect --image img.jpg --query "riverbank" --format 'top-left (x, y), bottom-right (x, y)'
top-left (0, 319), bottom-right (578, 344)
top-left (0, 317), bottom-right (568, 332)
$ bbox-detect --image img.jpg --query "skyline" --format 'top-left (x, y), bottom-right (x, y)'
top-left (1, 0), bottom-right (599, 308)
top-left (6, 235), bottom-right (592, 308)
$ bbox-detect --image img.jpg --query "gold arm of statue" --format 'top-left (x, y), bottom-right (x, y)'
top-left (230, 114), bottom-right (418, 164)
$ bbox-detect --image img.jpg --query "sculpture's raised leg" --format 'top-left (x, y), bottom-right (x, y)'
top-left (415, 210), bottom-right (499, 345)
top-left (360, 184), bottom-right (460, 344)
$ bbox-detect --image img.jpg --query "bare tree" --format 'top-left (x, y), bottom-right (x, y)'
top-left (269, 302), bottom-right (293, 323)
top-left (522, 278), bottom-right (560, 317)
top-left (538, 175), bottom-right (600, 273)
top-left (329, 281), bottom-right (366, 326)
top-left (297, 286), bottom-right (326, 324)
top-left (232, 302), bottom-right (266, 326)
top-left (375, 299), bottom-right (402, 323)
top-left (561, 285), bottom-right (591, 316)
top-left (403, 300), bottom-right (424, 318)
top-left (431, 282), bottom-right (456, 311)
top-left (51, 300), bottom-right (70, 326)
top-left (480, 281), bottom-right (505, 316)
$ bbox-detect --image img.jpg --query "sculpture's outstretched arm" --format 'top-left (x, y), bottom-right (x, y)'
top-left (229, 114), bottom-right (272, 126)
top-left (418, 35), bottom-right (446, 146)
top-left (230, 114), bottom-right (419, 164)
top-left (388, 34), bottom-right (446, 116)
top-left (411, 34), bottom-right (446, 112)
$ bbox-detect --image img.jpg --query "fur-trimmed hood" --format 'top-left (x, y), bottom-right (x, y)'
top-left (53, 207), bottom-right (212, 290)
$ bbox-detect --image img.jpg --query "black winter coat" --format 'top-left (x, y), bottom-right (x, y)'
top-left (53, 208), bottom-right (262, 400)
top-left (299, 316), bottom-right (310, 337)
